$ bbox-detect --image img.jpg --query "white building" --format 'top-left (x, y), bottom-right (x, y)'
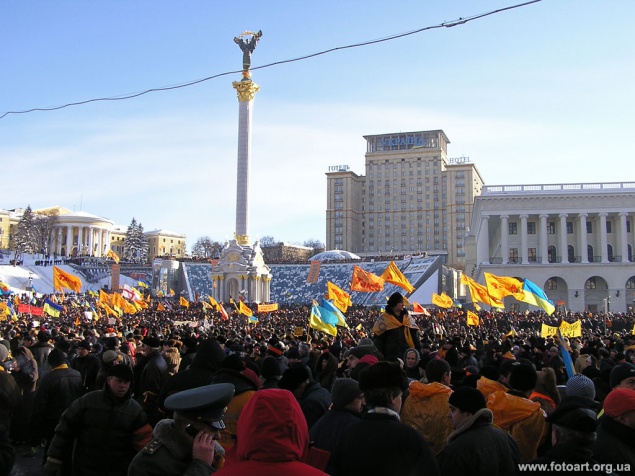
top-left (465, 182), bottom-right (635, 313)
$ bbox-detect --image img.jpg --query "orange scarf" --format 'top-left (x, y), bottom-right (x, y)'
top-left (372, 312), bottom-right (419, 349)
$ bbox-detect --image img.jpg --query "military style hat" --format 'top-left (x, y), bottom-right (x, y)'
top-left (165, 383), bottom-right (235, 430)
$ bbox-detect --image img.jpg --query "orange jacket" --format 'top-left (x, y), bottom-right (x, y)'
top-left (477, 376), bottom-right (508, 399)
top-left (487, 390), bottom-right (548, 462)
top-left (401, 381), bottom-right (453, 455)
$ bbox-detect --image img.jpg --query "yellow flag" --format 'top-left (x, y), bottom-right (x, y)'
top-left (106, 249), bottom-right (120, 264)
top-left (484, 272), bottom-right (524, 300)
top-left (53, 266), bottom-right (82, 293)
top-left (238, 301), bottom-right (253, 317)
top-left (179, 296), bottom-right (189, 308)
top-left (209, 296), bottom-right (221, 311)
top-left (380, 261), bottom-right (414, 293)
top-left (137, 281), bottom-right (148, 288)
top-left (466, 310), bottom-right (480, 326)
top-left (169, 289), bottom-right (175, 297)
top-left (432, 293), bottom-right (453, 309)
top-left (461, 274), bottom-right (504, 308)
top-left (350, 265), bottom-right (385, 292)
top-left (327, 281), bottom-right (353, 313)
top-left (157, 302), bottom-right (166, 311)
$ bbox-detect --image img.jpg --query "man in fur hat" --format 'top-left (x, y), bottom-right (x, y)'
top-left (372, 292), bottom-right (421, 361)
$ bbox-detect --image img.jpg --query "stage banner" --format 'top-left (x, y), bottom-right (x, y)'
top-left (110, 264), bottom-right (120, 292)
top-left (17, 304), bottom-right (43, 316)
top-left (306, 261), bottom-right (321, 284)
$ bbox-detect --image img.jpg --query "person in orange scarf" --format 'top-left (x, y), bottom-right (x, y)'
top-left (372, 292), bottom-right (421, 361)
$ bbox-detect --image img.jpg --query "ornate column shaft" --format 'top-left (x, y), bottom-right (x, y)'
top-left (500, 215), bottom-right (509, 264)
top-left (619, 212), bottom-right (629, 262)
top-left (579, 213), bottom-right (589, 263)
top-left (477, 215), bottom-right (490, 265)
top-left (599, 212), bottom-right (609, 263)
top-left (232, 80), bottom-right (260, 246)
top-left (539, 214), bottom-right (549, 264)
top-left (559, 214), bottom-right (568, 263)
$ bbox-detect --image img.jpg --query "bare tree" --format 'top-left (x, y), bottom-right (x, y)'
top-left (259, 235), bottom-right (277, 248)
top-left (303, 239), bottom-right (325, 253)
top-left (192, 236), bottom-right (223, 259)
top-left (33, 209), bottom-right (59, 257)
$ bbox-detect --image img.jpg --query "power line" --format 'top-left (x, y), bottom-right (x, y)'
top-left (0, 0), bottom-right (542, 120)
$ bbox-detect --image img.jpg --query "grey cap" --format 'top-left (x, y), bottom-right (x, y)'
top-left (165, 383), bottom-right (235, 430)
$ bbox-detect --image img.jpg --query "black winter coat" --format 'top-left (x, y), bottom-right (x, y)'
top-left (46, 387), bottom-right (149, 476)
top-left (593, 415), bottom-right (635, 470)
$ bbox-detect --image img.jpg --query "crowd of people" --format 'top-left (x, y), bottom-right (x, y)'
top-left (0, 289), bottom-right (634, 475)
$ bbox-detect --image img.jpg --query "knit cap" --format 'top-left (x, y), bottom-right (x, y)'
top-left (565, 374), bottom-right (596, 401)
top-left (331, 378), bottom-right (362, 410)
top-left (603, 388), bottom-right (635, 418)
top-left (448, 387), bottom-right (486, 415)
top-left (609, 362), bottom-right (635, 388)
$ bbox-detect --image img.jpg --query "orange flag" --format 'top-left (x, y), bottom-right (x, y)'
top-left (461, 274), bottom-right (504, 309)
top-left (412, 302), bottom-right (430, 316)
top-left (467, 310), bottom-right (480, 326)
top-left (179, 296), bottom-right (189, 308)
top-left (380, 261), bottom-right (414, 293)
top-left (327, 281), bottom-right (352, 313)
top-left (350, 266), bottom-right (385, 292)
top-left (157, 302), bottom-right (166, 311)
top-left (53, 266), bottom-right (82, 293)
top-left (484, 272), bottom-right (525, 300)
top-left (432, 293), bottom-right (453, 309)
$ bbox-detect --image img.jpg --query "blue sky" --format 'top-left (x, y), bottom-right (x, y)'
top-left (2, 1), bottom-right (634, 251)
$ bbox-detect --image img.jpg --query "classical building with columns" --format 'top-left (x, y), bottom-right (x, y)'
top-left (465, 182), bottom-right (635, 313)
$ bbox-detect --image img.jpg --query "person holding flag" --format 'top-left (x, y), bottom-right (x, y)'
top-left (372, 292), bottom-right (421, 361)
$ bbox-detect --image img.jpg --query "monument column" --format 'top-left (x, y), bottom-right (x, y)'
top-left (232, 79), bottom-right (260, 245)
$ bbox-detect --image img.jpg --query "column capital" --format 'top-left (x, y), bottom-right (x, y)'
top-left (578, 212), bottom-right (588, 218)
top-left (500, 214), bottom-right (509, 220)
top-left (232, 80), bottom-right (260, 102)
top-left (558, 213), bottom-right (568, 219)
top-left (598, 211), bottom-right (608, 217)
top-left (481, 215), bottom-right (490, 221)
top-left (539, 213), bottom-right (549, 219)
top-left (618, 211), bottom-right (629, 217)
top-left (519, 214), bottom-right (529, 220)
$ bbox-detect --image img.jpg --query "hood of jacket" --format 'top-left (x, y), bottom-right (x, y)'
top-left (487, 389), bottom-right (543, 429)
top-left (231, 389), bottom-right (308, 463)
top-left (409, 380), bottom-right (452, 398)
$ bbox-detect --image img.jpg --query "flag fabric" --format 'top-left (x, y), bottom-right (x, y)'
top-left (43, 298), bottom-right (64, 317)
top-left (350, 265), bottom-right (385, 292)
top-left (53, 266), bottom-right (82, 293)
top-left (327, 281), bottom-right (353, 313)
top-left (0, 281), bottom-right (12, 295)
top-left (320, 298), bottom-right (349, 328)
top-left (306, 261), bottom-right (321, 284)
top-left (380, 261), bottom-right (414, 293)
top-left (452, 299), bottom-right (463, 309)
top-left (248, 316), bottom-right (259, 323)
top-left (157, 302), bottom-right (166, 312)
top-left (209, 296), bottom-right (221, 311)
top-left (122, 284), bottom-right (136, 301)
top-left (466, 310), bottom-right (480, 326)
top-left (431, 293), bottom-right (453, 309)
top-left (411, 302), bottom-right (431, 316)
top-left (238, 301), bottom-right (253, 317)
top-left (520, 279), bottom-right (555, 315)
top-left (556, 327), bottom-right (576, 379)
top-left (106, 249), bottom-right (120, 264)
top-left (169, 289), bottom-right (175, 297)
top-left (218, 304), bottom-right (229, 321)
top-left (137, 281), bottom-right (149, 289)
top-left (309, 302), bottom-right (337, 336)
top-left (559, 320), bottom-right (582, 337)
top-left (179, 296), bottom-right (190, 308)
top-left (461, 274), bottom-right (504, 308)
top-left (484, 272), bottom-right (525, 300)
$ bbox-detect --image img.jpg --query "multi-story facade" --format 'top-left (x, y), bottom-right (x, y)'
top-left (326, 130), bottom-right (483, 269)
top-left (465, 182), bottom-right (635, 313)
top-left (145, 229), bottom-right (187, 262)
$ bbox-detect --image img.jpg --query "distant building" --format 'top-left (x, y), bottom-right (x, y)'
top-left (145, 229), bottom-right (187, 262)
top-left (261, 242), bottom-right (316, 263)
top-left (326, 130), bottom-right (483, 269)
top-left (465, 182), bottom-right (635, 313)
top-left (1, 205), bottom-right (186, 264)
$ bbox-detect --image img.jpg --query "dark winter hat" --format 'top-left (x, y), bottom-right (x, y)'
top-left (77, 340), bottom-right (92, 351)
top-left (449, 387), bottom-right (487, 415)
top-left (348, 345), bottom-right (379, 360)
top-left (547, 401), bottom-right (597, 433)
top-left (107, 364), bottom-right (134, 382)
top-left (37, 330), bottom-right (51, 342)
top-left (287, 347), bottom-right (301, 360)
top-left (0, 343), bottom-right (8, 362)
top-left (278, 365), bottom-right (311, 391)
top-left (331, 378), bottom-right (362, 410)
top-left (509, 363), bottom-right (537, 392)
top-left (358, 361), bottom-right (408, 393)
top-left (143, 337), bottom-right (161, 349)
top-left (182, 337), bottom-right (198, 349)
top-left (387, 292), bottom-right (404, 308)
top-left (260, 356), bottom-right (282, 379)
top-left (47, 348), bottom-right (66, 367)
top-left (609, 362), bottom-right (635, 388)
top-left (221, 353), bottom-right (245, 372)
top-left (103, 350), bottom-right (122, 364)
top-left (566, 374), bottom-right (596, 401)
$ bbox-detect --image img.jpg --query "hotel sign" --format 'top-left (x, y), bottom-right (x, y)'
top-left (328, 165), bottom-right (350, 172)
top-left (448, 156), bottom-right (471, 164)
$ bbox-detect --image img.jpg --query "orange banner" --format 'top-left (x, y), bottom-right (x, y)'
top-left (306, 261), bottom-right (321, 284)
top-left (53, 266), bottom-right (82, 293)
top-left (350, 265), bottom-right (385, 292)
top-left (257, 303), bottom-right (279, 313)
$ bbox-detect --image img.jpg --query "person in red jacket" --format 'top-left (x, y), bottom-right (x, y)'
top-left (215, 389), bottom-right (328, 476)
